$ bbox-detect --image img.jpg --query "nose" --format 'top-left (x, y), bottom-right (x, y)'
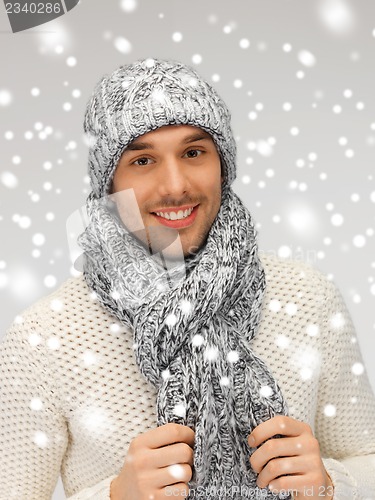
top-left (157, 157), bottom-right (191, 197)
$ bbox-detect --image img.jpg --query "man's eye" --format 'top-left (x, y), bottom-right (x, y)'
top-left (185, 149), bottom-right (202, 158)
top-left (133, 157), bottom-right (151, 166)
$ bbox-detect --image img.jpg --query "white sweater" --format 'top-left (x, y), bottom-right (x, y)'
top-left (1, 254), bottom-right (375, 500)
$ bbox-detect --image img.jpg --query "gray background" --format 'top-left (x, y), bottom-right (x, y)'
top-left (0, 1), bottom-right (374, 498)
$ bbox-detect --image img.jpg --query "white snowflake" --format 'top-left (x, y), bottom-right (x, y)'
top-left (0, 89), bottom-right (12, 106)
top-left (192, 334), bottom-right (204, 347)
top-left (120, 0), bottom-right (137, 12)
top-left (168, 464), bottom-right (185, 480)
top-left (227, 351), bottom-right (239, 363)
top-left (172, 32), bottom-right (183, 42)
top-left (239, 38), bottom-right (250, 49)
top-left (259, 385), bottom-right (273, 398)
top-left (220, 376), bottom-right (230, 387)
top-left (324, 404), bottom-right (336, 417)
top-left (275, 334), bottom-right (290, 349)
top-left (82, 351), bottom-right (97, 366)
top-left (285, 302), bottom-right (298, 316)
top-left (47, 337), bottom-right (60, 350)
top-left (330, 312), bottom-right (345, 329)
top-left (33, 431), bottom-right (49, 448)
top-left (165, 314), bottom-right (177, 327)
top-left (173, 403), bottom-right (186, 418)
top-left (30, 398), bottom-right (43, 411)
top-left (1, 171), bottom-right (18, 189)
top-left (306, 324), bottom-right (319, 337)
top-left (204, 345), bottom-right (219, 362)
top-left (352, 362), bottom-right (364, 376)
top-left (298, 50), bottom-right (316, 67)
top-left (50, 299), bottom-right (64, 312)
top-left (114, 37), bottom-right (132, 54)
top-left (318, 0), bottom-right (354, 35)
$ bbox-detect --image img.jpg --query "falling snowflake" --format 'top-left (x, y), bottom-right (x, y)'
top-left (168, 463), bottom-right (185, 480)
top-left (44, 275), bottom-right (57, 288)
top-left (114, 37), bottom-right (132, 54)
top-left (82, 350), bottom-right (97, 366)
top-left (330, 312), bottom-right (345, 329)
top-left (47, 336), bottom-right (60, 350)
top-left (353, 235), bottom-right (366, 248)
top-left (33, 431), bottom-right (49, 448)
top-left (318, 0), bottom-right (355, 35)
top-left (324, 404), bottom-right (337, 417)
top-left (30, 398), bottom-right (43, 411)
top-left (204, 345), bottom-right (219, 362)
top-left (306, 324), bottom-right (320, 337)
top-left (172, 32), bottom-right (183, 42)
top-left (259, 385), bottom-right (273, 398)
top-left (50, 299), bottom-right (64, 312)
top-left (278, 246), bottom-right (292, 259)
top-left (298, 50), bottom-right (317, 67)
top-left (0, 89), bottom-right (12, 106)
top-left (173, 403), bottom-right (186, 418)
top-left (239, 38), bottom-right (250, 49)
top-left (165, 313), bottom-right (177, 326)
top-left (192, 334), bottom-right (204, 347)
top-left (331, 214), bottom-right (344, 226)
top-left (227, 350), bottom-right (239, 363)
top-left (192, 54), bottom-right (202, 64)
top-left (120, 0), bottom-right (137, 12)
top-left (0, 172), bottom-right (18, 189)
top-left (269, 299), bottom-right (281, 312)
top-left (220, 376), bottom-right (230, 386)
top-left (275, 334), bottom-right (290, 349)
top-left (28, 333), bottom-right (41, 346)
top-left (352, 362), bottom-right (364, 376)
top-left (32, 233), bottom-right (46, 246)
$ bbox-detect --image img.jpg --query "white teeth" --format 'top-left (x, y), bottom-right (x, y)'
top-left (155, 207), bottom-right (194, 220)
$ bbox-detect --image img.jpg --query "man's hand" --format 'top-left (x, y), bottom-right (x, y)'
top-left (110, 423), bottom-right (195, 500)
top-left (248, 416), bottom-right (334, 499)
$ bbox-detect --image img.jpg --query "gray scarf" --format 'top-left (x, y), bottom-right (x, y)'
top-left (78, 184), bottom-right (291, 500)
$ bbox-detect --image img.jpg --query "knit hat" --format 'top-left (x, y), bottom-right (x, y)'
top-left (83, 58), bottom-right (237, 198)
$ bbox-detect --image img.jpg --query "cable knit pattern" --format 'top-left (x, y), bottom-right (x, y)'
top-left (1, 254), bottom-right (375, 500)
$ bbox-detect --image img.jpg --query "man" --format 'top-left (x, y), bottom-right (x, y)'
top-left (0, 59), bottom-right (374, 500)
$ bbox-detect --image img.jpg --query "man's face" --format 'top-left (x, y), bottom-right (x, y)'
top-left (110, 124), bottom-right (223, 260)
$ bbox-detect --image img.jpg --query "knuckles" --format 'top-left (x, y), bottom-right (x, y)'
top-left (178, 442), bottom-right (194, 464)
top-left (249, 452), bottom-right (262, 473)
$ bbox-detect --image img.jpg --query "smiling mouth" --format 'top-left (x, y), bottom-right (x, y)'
top-left (151, 205), bottom-right (199, 228)
top-left (151, 204), bottom-right (198, 219)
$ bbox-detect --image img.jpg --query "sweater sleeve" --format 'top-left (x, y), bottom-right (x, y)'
top-left (0, 314), bottom-right (117, 500)
top-left (0, 314), bottom-right (69, 500)
top-left (66, 476), bottom-right (117, 500)
top-left (314, 277), bottom-right (375, 500)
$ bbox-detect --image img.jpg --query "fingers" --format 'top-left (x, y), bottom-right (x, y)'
top-left (248, 415), bottom-right (313, 448)
top-left (254, 455), bottom-right (306, 489)
top-left (136, 423), bottom-right (195, 450)
top-left (257, 465), bottom-right (331, 498)
top-left (151, 462), bottom-right (193, 489)
top-left (250, 434), bottom-right (317, 473)
top-left (151, 442), bottom-right (194, 468)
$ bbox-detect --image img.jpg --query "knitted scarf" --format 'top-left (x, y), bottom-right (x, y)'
top-left (78, 185), bottom-right (291, 500)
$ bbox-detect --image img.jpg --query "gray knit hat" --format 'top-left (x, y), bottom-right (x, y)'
top-left (83, 58), bottom-right (237, 198)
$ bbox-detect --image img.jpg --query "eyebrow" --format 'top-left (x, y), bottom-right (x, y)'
top-left (123, 132), bottom-right (212, 153)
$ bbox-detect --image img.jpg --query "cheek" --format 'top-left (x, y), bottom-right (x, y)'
top-left (112, 168), bottom-right (128, 192)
